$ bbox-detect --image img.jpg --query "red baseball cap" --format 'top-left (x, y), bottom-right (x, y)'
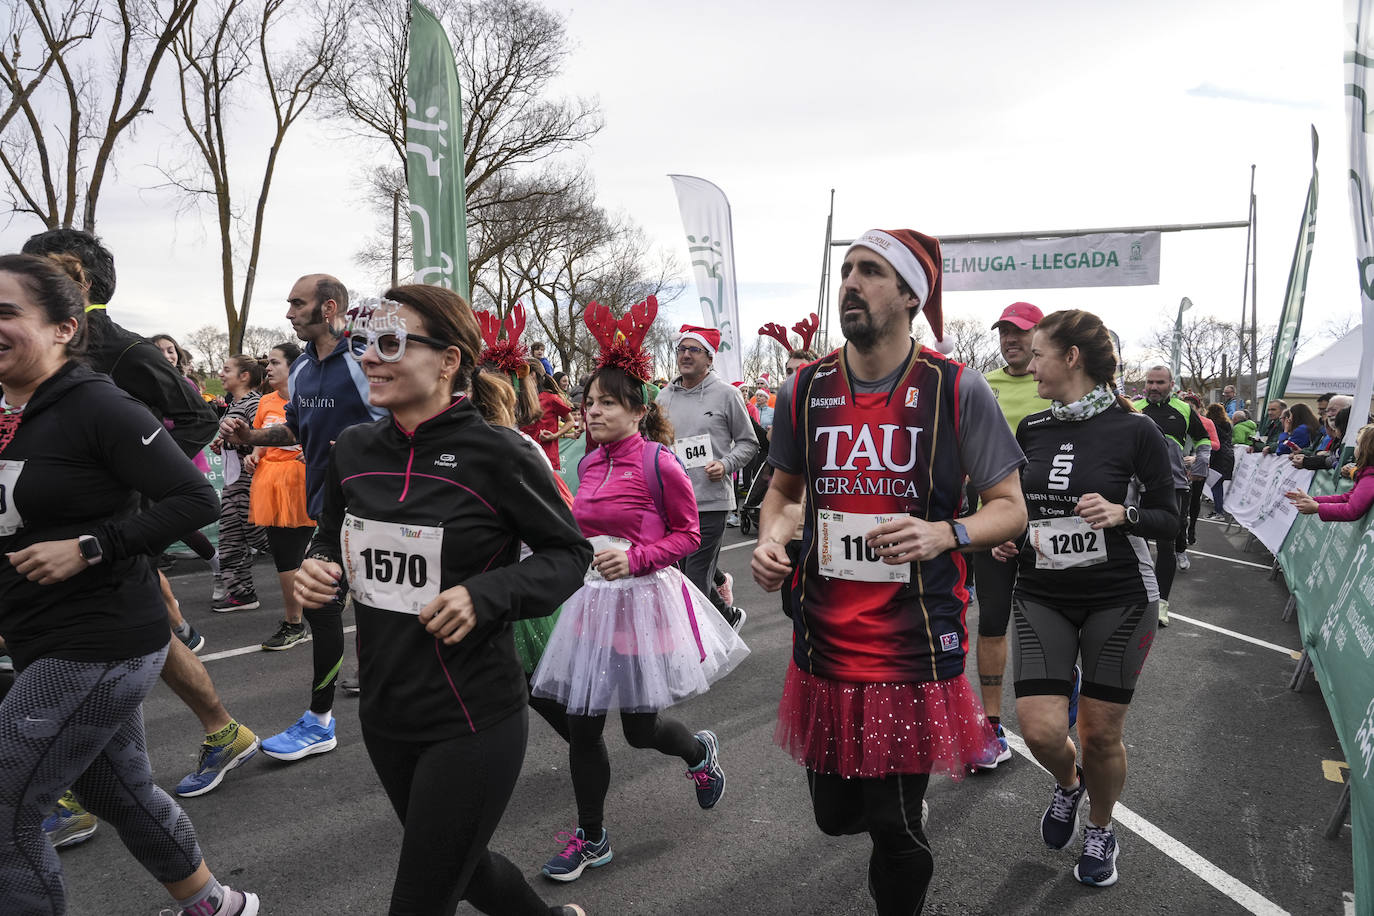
top-left (991, 302), bottom-right (1043, 331)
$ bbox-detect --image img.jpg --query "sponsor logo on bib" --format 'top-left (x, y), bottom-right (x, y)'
top-left (810, 395), bottom-right (847, 408)
top-left (904, 387), bottom-right (920, 408)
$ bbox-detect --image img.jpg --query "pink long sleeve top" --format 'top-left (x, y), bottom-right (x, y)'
top-left (573, 433), bottom-right (701, 575)
top-left (1313, 466), bottom-right (1374, 522)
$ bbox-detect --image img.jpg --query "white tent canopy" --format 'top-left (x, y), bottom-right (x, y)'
top-left (1282, 325), bottom-right (1361, 396)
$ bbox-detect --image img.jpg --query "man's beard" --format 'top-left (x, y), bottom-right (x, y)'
top-left (1145, 390), bottom-right (1168, 404)
top-left (841, 296), bottom-right (904, 351)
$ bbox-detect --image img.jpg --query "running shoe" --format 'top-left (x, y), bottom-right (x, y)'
top-left (175, 624), bottom-right (206, 655)
top-left (1068, 664), bottom-right (1081, 729)
top-left (210, 582), bottom-right (227, 602)
top-left (176, 725), bottom-right (261, 797)
top-left (339, 673), bottom-right (361, 696)
top-left (0, 652), bottom-right (13, 673)
top-left (1040, 764), bottom-right (1086, 850)
top-left (726, 511), bottom-right (741, 528)
top-left (260, 712), bottom-right (336, 761)
top-left (971, 723), bottom-right (1012, 771)
top-left (1074, 823), bottom-right (1120, 887)
top-left (722, 606), bottom-right (747, 633)
top-left (553, 908), bottom-right (587, 916)
top-left (717, 572), bottom-right (735, 607)
top-left (211, 592), bottom-right (261, 612)
top-left (261, 620), bottom-right (311, 651)
top-left (1157, 599), bottom-right (1170, 628)
top-left (1175, 551), bottom-right (1191, 571)
top-left (42, 791), bottom-right (97, 848)
top-left (687, 729), bottom-right (726, 808)
top-left (178, 886), bottom-right (260, 915)
top-left (542, 828), bottom-right (613, 882)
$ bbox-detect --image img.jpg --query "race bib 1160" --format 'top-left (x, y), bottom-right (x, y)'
top-left (816, 509), bottom-right (911, 583)
top-left (342, 514), bottom-right (443, 613)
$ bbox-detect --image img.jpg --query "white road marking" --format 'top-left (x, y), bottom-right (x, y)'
top-left (1186, 548), bottom-right (1271, 570)
top-left (1167, 613), bottom-right (1298, 656)
top-left (1003, 731), bottom-right (1291, 916)
top-left (720, 539), bottom-right (756, 552)
top-left (197, 625), bottom-right (357, 663)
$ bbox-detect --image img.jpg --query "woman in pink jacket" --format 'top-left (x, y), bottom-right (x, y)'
top-left (1287, 425), bottom-right (1374, 522)
top-left (531, 302), bottom-right (748, 885)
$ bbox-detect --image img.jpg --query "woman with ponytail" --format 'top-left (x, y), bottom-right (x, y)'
top-left (990, 308), bottom-right (1177, 888)
top-left (293, 285), bottom-right (591, 916)
top-left (530, 297), bottom-right (748, 884)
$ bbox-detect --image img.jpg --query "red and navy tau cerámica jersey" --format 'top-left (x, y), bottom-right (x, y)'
top-left (769, 341), bottom-right (1024, 684)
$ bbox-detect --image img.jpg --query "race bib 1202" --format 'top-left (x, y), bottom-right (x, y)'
top-left (342, 514), bottom-right (443, 613)
top-left (816, 509), bottom-right (911, 583)
top-left (1028, 515), bottom-right (1108, 571)
top-left (673, 434), bottom-right (714, 469)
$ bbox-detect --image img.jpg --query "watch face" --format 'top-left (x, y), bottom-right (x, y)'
top-left (79, 537), bottom-right (100, 560)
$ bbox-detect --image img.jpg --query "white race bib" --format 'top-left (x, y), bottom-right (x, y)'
top-left (1028, 516), bottom-right (1108, 570)
top-left (341, 514), bottom-right (443, 613)
top-left (816, 509), bottom-right (911, 583)
top-left (0, 459), bottom-right (23, 536)
top-left (586, 534), bottom-right (632, 581)
top-left (673, 434), bottom-right (714, 469)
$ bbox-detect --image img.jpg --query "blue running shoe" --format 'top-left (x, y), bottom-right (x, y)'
top-left (1074, 823), bottom-right (1120, 887)
top-left (971, 723), bottom-right (1012, 771)
top-left (1068, 664), bottom-right (1082, 729)
top-left (176, 724), bottom-right (261, 797)
top-left (1041, 764), bottom-right (1086, 850)
top-left (42, 791), bottom-right (97, 849)
top-left (687, 730), bottom-right (725, 809)
top-left (261, 712), bottom-right (336, 761)
top-left (542, 828), bottom-right (613, 882)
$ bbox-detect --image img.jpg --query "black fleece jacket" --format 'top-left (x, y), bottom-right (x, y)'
top-left (0, 363), bottom-right (219, 669)
top-left (309, 396), bottom-right (592, 742)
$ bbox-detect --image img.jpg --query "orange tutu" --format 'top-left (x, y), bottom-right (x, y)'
top-left (249, 459), bottom-right (315, 529)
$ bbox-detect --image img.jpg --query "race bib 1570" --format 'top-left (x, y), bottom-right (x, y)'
top-left (342, 514), bottom-right (443, 613)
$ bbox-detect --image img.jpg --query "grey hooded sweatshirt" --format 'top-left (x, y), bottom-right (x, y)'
top-left (656, 371), bottom-right (759, 512)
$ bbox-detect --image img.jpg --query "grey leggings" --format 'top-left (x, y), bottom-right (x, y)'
top-left (0, 646), bottom-right (202, 913)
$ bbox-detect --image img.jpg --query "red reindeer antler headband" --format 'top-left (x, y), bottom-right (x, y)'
top-left (584, 294), bottom-right (658, 382)
top-left (474, 302), bottom-right (530, 376)
top-left (758, 312), bottom-right (820, 352)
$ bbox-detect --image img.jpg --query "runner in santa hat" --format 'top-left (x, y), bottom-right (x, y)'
top-left (751, 227), bottom-right (1028, 914)
top-left (656, 323), bottom-right (759, 632)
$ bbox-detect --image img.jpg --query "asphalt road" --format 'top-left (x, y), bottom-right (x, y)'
top-left (56, 516), bottom-right (1354, 915)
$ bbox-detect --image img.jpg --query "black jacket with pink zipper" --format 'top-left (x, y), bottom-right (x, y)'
top-left (309, 395), bottom-right (591, 741)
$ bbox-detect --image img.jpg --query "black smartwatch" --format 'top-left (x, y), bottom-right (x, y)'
top-left (1123, 505), bottom-right (1140, 532)
top-left (946, 520), bottom-right (971, 551)
top-left (78, 535), bottom-right (103, 565)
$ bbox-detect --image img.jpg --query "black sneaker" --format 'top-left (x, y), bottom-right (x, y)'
top-left (261, 620), bottom-right (311, 651)
top-left (722, 606), bottom-right (747, 633)
top-left (1074, 823), bottom-right (1120, 886)
top-left (212, 592), bottom-right (261, 612)
top-left (1040, 765), bottom-right (1085, 849)
top-left (687, 730), bottom-right (725, 808)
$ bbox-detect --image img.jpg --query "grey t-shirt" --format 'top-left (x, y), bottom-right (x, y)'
top-left (769, 345), bottom-right (1025, 494)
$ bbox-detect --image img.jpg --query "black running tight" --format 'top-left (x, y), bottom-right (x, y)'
top-left (303, 596), bottom-right (344, 713)
top-left (362, 708), bottom-right (561, 916)
top-left (808, 769), bottom-right (933, 916)
top-left (567, 711), bottom-right (705, 836)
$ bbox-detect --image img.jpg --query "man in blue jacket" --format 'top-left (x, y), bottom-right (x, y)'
top-left (222, 273), bottom-right (385, 760)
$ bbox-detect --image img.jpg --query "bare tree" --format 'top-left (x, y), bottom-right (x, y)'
top-left (165, 0), bottom-right (348, 352)
top-left (742, 337), bottom-right (786, 390)
top-left (0, 0), bottom-right (195, 230)
top-left (324, 0), bottom-right (603, 290)
top-left (942, 317), bottom-right (1001, 373)
top-left (186, 322), bottom-right (293, 372)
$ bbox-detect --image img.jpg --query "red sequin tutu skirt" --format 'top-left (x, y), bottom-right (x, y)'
top-left (774, 663), bottom-right (997, 779)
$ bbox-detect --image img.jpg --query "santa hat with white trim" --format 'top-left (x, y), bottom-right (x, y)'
top-left (845, 228), bottom-right (950, 353)
top-left (677, 324), bottom-right (721, 356)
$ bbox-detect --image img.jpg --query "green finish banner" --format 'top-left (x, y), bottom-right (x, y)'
top-left (406, 0), bottom-right (469, 296)
top-left (1269, 127), bottom-right (1320, 399)
top-left (1279, 467), bottom-right (1373, 912)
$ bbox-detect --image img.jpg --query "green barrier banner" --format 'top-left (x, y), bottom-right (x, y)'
top-left (558, 435), bottom-right (586, 494)
top-left (1279, 468), bottom-right (1373, 911)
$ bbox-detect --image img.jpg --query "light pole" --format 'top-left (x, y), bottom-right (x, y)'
top-left (1171, 296), bottom-right (1193, 386)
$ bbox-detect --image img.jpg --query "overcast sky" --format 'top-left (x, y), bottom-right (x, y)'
top-left (0, 0), bottom-right (1359, 367)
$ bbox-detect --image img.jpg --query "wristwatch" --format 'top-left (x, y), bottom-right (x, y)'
top-left (1123, 505), bottom-right (1140, 531)
top-left (946, 520), bottom-right (971, 551)
top-left (77, 535), bottom-right (103, 565)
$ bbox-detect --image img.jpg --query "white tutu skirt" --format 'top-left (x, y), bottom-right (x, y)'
top-left (530, 566), bottom-right (749, 715)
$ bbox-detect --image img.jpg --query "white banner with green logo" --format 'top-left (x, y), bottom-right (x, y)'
top-left (406, 0), bottom-right (468, 296)
top-left (939, 231), bottom-right (1160, 292)
top-left (1346, 0), bottom-right (1374, 450)
top-left (669, 174), bottom-right (743, 383)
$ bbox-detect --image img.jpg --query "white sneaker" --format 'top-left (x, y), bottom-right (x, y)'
top-left (1175, 552), bottom-right (1190, 571)
top-left (1158, 598), bottom-right (1170, 627)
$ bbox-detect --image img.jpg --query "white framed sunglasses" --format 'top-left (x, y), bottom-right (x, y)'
top-left (345, 300), bottom-right (454, 363)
